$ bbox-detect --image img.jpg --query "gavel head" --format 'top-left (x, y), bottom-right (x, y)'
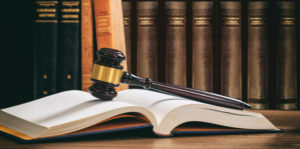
top-left (88, 48), bottom-right (125, 100)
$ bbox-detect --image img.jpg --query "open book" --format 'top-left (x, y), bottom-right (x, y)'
top-left (0, 89), bottom-right (281, 141)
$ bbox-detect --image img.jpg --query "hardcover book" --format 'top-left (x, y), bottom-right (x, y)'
top-left (58, 0), bottom-right (81, 91)
top-left (137, 1), bottom-right (159, 81)
top-left (247, 1), bottom-right (269, 109)
top-left (0, 89), bottom-right (281, 142)
top-left (165, 1), bottom-right (187, 86)
top-left (81, 0), bottom-right (94, 91)
top-left (34, 0), bottom-right (59, 98)
top-left (192, 1), bottom-right (214, 92)
top-left (275, 1), bottom-right (297, 110)
top-left (220, 1), bottom-right (242, 100)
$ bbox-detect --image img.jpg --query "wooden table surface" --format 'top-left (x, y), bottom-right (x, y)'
top-left (1, 110), bottom-right (300, 149)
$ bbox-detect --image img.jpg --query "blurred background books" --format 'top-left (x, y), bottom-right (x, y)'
top-left (1, 0), bottom-right (299, 110)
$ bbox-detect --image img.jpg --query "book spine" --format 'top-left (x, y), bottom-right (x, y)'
top-left (81, 0), bottom-right (94, 91)
top-left (192, 1), bottom-right (214, 91)
top-left (220, 1), bottom-right (242, 100)
top-left (93, 0), bottom-right (112, 49)
top-left (123, 1), bottom-right (131, 73)
top-left (165, 1), bottom-right (187, 86)
top-left (34, 0), bottom-right (59, 98)
top-left (93, 0), bottom-right (128, 90)
top-left (275, 1), bottom-right (297, 110)
top-left (297, 0), bottom-right (300, 110)
top-left (136, 1), bottom-right (158, 80)
top-left (247, 1), bottom-right (269, 109)
top-left (58, 0), bottom-right (81, 91)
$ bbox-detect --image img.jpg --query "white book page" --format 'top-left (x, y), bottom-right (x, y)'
top-left (114, 89), bottom-right (201, 125)
top-left (115, 89), bottom-right (278, 134)
top-left (2, 90), bottom-right (136, 128)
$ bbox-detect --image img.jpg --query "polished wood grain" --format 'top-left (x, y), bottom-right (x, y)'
top-left (1, 110), bottom-right (300, 149)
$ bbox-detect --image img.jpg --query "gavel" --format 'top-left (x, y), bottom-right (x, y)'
top-left (88, 48), bottom-right (251, 110)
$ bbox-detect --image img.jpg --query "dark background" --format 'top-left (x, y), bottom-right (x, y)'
top-left (1, 0), bottom-right (34, 108)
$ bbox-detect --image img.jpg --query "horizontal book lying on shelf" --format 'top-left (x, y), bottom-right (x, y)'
top-left (0, 89), bottom-right (282, 142)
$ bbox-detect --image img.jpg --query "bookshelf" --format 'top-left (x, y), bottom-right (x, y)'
top-left (1, 0), bottom-right (299, 110)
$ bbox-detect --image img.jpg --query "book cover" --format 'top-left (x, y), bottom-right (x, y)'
top-left (192, 1), bottom-right (214, 92)
top-left (137, 1), bottom-right (159, 81)
top-left (57, 0), bottom-right (81, 91)
top-left (165, 1), bottom-right (187, 87)
top-left (247, 1), bottom-right (269, 109)
top-left (81, 0), bottom-right (94, 92)
top-left (34, 0), bottom-right (59, 98)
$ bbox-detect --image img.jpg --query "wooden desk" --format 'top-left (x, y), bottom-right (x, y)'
top-left (1, 110), bottom-right (300, 149)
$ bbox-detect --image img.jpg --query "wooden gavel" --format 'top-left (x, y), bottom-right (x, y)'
top-left (88, 48), bottom-right (251, 110)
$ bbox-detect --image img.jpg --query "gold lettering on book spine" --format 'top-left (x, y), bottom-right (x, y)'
top-left (167, 17), bottom-right (185, 26)
top-left (61, 8), bottom-right (80, 13)
top-left (36, 1), bottom-right (58, 6)
top-left (138, 17), bottom-right (156, 26)
top-left (61, 20), bottom-right (79, 23)
top-left (96, 15), bottom-right (112, 35)
top-left (123, 17), bottom-right (129, 26)
top-left (36, 1), bottom-right (58, 22)
top-left (222, 17), bottom-right (240, 26)
top-left (35, 20), bottom-right (58, 23)
top-left (37, 8), bottom-right (56, 12)
top-left (280, 17), bottom-right (295, 26)
top-left (193, 17), bottom-right (211, 26)
top-left (249, 17), bottom-right (266, 26)
top-left (39, 13), bottom-right (56, 17)
top-left (62, 14), bottom-right (79, 19)
top-left (91, 64), bottom-right (123, 84)
top-left (62, 1), bottom-right (80, 7)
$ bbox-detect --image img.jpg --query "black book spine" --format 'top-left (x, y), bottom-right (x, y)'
top-left (34, 0), bottom-right (59, 98)
top-left (58, 0), bottom-right (81, 91)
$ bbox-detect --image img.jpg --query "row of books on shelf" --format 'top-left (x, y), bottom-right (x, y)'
top-left (34, 0), bottom-right (298, 110)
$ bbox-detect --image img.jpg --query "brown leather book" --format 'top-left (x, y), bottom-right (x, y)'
top-left (247, 1), bottom-right (269, 109)
top-left (192, 1), bottom-right (214, 92)
top-left (165, 1), bottom-right (187, 86)
top-left (137, 1), bottom-right (158, 81)
top-left (81, 0), bottom-right (94, 92)
top-left (93, 0), bottom-right (128, 90)
top-left (275, 1), bottom-right (297, 110)
top-left (123, 1), bottom-right (132, 73)
top-left (220, 1), bottom-right (242, 100)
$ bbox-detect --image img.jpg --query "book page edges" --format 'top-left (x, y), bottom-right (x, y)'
top-left (0, 125), bottom-right (34, 140)
top-left (0, 110), bottom-right (47, 138)
top-left (0, 113), bottom-right (152, 141)
top-left (153, 104), bottom-right (278, 135)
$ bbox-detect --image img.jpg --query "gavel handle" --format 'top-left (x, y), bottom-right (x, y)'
top-left (121, 72), bottom-right (251, 110)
